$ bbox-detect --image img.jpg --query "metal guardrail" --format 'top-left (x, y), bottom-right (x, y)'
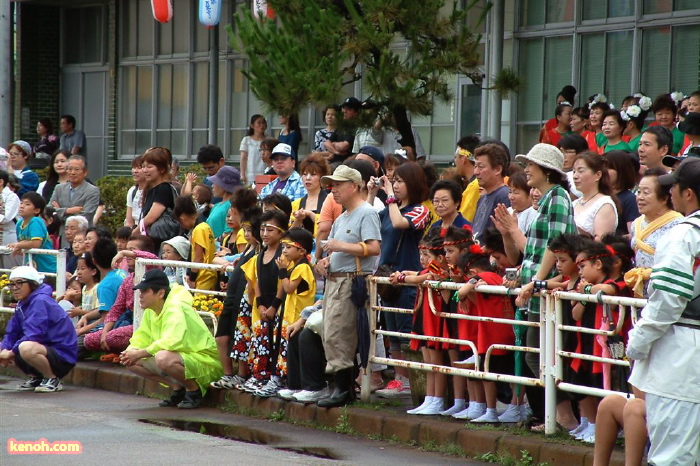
top-left (365, 276), bottom-right (647, 435)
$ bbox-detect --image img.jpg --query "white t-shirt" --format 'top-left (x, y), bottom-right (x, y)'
top-left (126, 186), bottom-right (143, 224)
top-left (0, 186), bottom-right (19, 246)
top-left (239, 136), bottom-right (265, 185)
top-left (572, 195), bottom-right (618, 237)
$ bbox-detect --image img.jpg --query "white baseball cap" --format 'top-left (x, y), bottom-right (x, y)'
top-left (9, 266), bottom-right (45, 284)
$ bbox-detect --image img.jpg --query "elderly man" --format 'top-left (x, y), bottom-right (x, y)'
top-left (314, 165), bottom-right (381, 407)
top-left (627, 158), bottom-right (700, 465)
top-left (49, 155), bottom-right (100, 248)
top-left (121, 269), bottom-right (222, 409)
top-left (0, 266), bottom-right (77, 392)
top-left (259, 143), bottom-right (307, 201)
top-left (63, 215), bottom-right (89, 274)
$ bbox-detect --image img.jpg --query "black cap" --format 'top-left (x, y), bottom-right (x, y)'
top-left (658, 157), bottom-right (700, 189)
top-left (662, 150), bottom-right (700, 168)
top-left (358, 145), bottom-right (385, 165)
top-left (133, 269), bottom-right (170, 291)
top-left (341, 97), bottom-right (362, 111)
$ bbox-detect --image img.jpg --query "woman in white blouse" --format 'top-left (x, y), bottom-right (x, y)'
top-left (571, 152), bottom-right (618, 240)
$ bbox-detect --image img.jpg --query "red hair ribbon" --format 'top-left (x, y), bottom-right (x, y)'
top-left (469, 243), bottom-right (484, 255)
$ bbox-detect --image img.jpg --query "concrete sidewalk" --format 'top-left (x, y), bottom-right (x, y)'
top-left (2, 362), bottom-right (627, 465)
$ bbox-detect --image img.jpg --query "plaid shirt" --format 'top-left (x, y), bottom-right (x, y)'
top-left (260, 170), bottom-right (307, 201)
top-left (521, 185), bottom-right (576, 313)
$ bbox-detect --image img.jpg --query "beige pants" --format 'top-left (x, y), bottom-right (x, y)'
top-left (322, 276), bottom-right (358, 373)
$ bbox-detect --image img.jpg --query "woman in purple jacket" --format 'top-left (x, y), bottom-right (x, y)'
top-left (0, 266), bottom-right (77, 392)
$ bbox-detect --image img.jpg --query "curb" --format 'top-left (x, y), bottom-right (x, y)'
top-left (2, 363), bottom-right (627, 465)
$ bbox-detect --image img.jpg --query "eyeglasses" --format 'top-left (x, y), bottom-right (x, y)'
top-left (8, 280), bottom-right (29, 289)
top-left (432, 199), bottom-right (453, 206)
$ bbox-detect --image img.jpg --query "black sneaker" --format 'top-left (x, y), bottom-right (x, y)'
top-left (177, 389), bottom-right (203, 409)
top-left (159, 388), bottom-right (186, 407)
top-left (18, 376), bottom-right (43, 391)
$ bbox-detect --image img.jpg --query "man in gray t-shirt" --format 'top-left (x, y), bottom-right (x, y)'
top-left (59, 115), bottom-right (87, 156)
top-left (315, 165), bottom-right (381, 408)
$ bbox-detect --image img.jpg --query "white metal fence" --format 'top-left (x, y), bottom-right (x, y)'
top-left (0, 247), bottom-right (67, 314)
top-left (365, 277), bottom-right (647, 435)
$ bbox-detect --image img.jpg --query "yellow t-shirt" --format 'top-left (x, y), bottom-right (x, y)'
top-left (235, 228), bottom-right (247, 251)
top-left (283, 262), bottom-right (316, 324)
top-left (460, 179), bottom-right (480, 223)
top-left (191, 222), bottom-right (217, 291)
top-left (240, 254), bottom-right (260, 322)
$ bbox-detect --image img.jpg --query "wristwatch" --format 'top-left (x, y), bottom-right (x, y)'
top-left (386, 196), bottom-right (397, 204)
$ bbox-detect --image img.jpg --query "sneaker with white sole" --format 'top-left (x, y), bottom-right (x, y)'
top-left (497, 404), bottom-right (522, 423)
top-left (210, 375), bottom-right (235, 389)
top-left (293, 387), bottom-right (330, 403)
top-left (375, 378), bottom-right (411, 398)
top-left (458, 403), bottom-right (486, 420)
top-left (18, 376), bottom-right (43, 391)
top-left (34, 378), bottom-right (63, 393)
top-left (415, 399), bottom-right (444, 415)
top-left (254, 378), bottom-right (283, 398)
top-left (277, 388), bottom-right (301, 400)
top-left (471, 410), bottom-right (500, 423)
top-left (440, 403), bottom-right (467, 416)
top-left (581, 424), bottom-right (597, 443)
top-left (575, 423), bottom-right (595, 441)
top-left (239, 377), bottom-right (264, 393)
top-left (569, 419), bottom-right (589, 437)
top-left (407, 398), bottom-right (433, 415)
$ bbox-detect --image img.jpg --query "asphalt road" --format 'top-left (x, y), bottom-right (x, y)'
top-left (0, 375), bottom-right (485, 465)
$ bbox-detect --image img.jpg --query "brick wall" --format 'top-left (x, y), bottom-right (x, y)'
top-left (17, 4), bottom-right (61, 143)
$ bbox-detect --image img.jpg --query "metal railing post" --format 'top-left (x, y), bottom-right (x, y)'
top-left (361, 276), bottom-right (377, 402)
top-left (543, 292), bottom-right (557, 436)
top-left (133, 259), bottom-right (146, 330)
top-left (55, 249), bottom-right (67, 300)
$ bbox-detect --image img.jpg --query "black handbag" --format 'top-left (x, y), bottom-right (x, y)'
top-left (144, 184), bottom-right (179, 242)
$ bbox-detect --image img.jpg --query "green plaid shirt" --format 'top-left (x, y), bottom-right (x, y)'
top-left (521, 185), bottom-right (576, 313)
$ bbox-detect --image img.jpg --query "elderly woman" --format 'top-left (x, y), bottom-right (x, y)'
top-left (624, 168), bottom-right (683, 298)
top-left (7, 141), bottom-right (39, 196)
top-left (571, 152), bottom-right (618, 240)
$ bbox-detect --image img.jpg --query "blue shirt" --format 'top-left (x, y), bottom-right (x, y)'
top-left (15, 168), bottom-right (39, 197)
top-left (379, 203), bottom-right (431, 272)
top-left (16, 216), bottom-right (56, 273)
top-left (206, 200), bottom-right (231, 237)
top-left (97, 269), bottom-right (127, 313)
top-left (278, 130), bottom-right (301, 162)
top-left (260, 170), bottom-right (307, 201)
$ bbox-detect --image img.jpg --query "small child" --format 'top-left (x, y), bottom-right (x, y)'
top-left (161, 236), bottom-right (190, 286)
top-left (9, 192), bottom-right (57, 274)
top-left (42, 206), bottom-right (62, 250)
top-left (457, 244), bottom-right (515, 423)
top-left (58, 277), bottom-right (83, 325)
top-left (238, 209), bottom-right (288, 395)
top-left (270, 227), bottom-right (316, 398)
top-left (115, 226), bottom-right (132, 251)
top-left (173, 195), bottom-right (218, 291)
top-left (193, 183), bottom-right (213, 220)
top-left (393, 229), bottom-right (450, 415)
top-left (440, 226), bottom-right (477, 419)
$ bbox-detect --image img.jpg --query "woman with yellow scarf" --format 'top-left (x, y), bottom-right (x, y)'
top-left (625, 168), bottom-right (683, 298)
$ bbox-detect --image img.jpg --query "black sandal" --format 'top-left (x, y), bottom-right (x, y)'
top-left (177, 389), bottom-right (204, 409)
top-left (158, 388), bottom-right (186, 407)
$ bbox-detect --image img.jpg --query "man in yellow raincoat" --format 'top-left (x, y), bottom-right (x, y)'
top-left (120, 269), bottom-right (222, 409)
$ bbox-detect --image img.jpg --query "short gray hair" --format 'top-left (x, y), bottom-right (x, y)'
top-left (65, 215), bottom-right (89, 232)
top-left (68, 155), bottom-right (88, 170)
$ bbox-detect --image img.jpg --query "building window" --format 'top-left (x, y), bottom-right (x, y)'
top-left (641, 25), bottom-right (700, 99)
top-left (62, 6), bottom-right (106, 65)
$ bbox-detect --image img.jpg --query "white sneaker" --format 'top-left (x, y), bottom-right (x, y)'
top-left (455, 403), bottom-right (486, 420)
top-left (407, 398), bottom-right (433, 415)
top-left (416, 399), bottom-right (444, 415)
top-left (471, 410), bottom-right (499, 423)
top-left (497, 404), bottom-right (522, 423)
top-left (440, 403), bottom-right (466, 416)
top-left (496, 400), bottom-right (510, 414)
top-left (254, 378), bottom-right (283, 398)
top-left (375, 377), bottom-right (411, 398)
top-left (452, 406), bottom-right (472, 419)
top-left (293, 387), bottom-right (330, 403)
top-left (569, 420), bottom-right (589, 437)
top-left (581, 424), bottom-right (597, 443)
top-left (277, 388), bottom-right (300, 400)
top-left (575, 423), bottom-right (595, 441)
top-left (518, 404), bottom-right (530, 422)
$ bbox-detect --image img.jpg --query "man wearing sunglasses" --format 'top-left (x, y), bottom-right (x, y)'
top-left (0, 266), bottom-right (77, 392)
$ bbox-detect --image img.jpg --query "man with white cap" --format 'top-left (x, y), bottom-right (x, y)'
top-left (0, 266), bottom-right (78, 392)
top-left (627, 158), bottom-right (700, 465)
top-left (314, 165), bottom-right (381, 407)
top-left (259, 143), bottom-right (307, 201)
